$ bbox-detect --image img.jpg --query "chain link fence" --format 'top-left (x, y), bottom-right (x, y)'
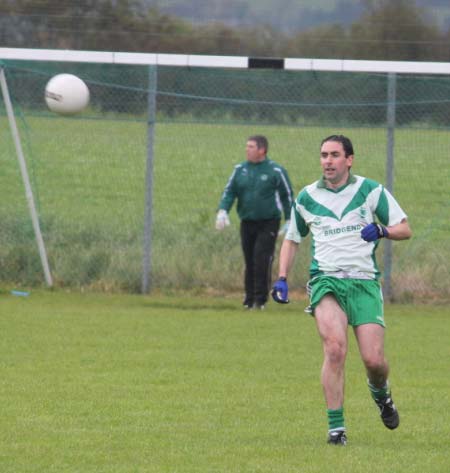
top-left (0, 57), bottom-right (449, 302)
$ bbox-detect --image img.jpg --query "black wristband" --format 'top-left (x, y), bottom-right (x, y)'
top-left (278, 277), bottom-right (287, 281)
top-left (377, 224), bottom-right (389, 239)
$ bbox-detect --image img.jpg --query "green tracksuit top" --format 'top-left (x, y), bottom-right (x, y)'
top-left (218, 158), bottom-right (294, 221)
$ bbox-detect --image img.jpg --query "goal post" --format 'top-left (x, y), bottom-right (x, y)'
top-left (0, 48), bottom-right (449, 301)
top-left (0, 65), bottom-right (53, 287)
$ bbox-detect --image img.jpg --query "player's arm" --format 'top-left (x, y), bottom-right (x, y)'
top-left (384, 218), bottom-right (412, 240)
top-left (217, 170), bottom-right (237, 212)
top-left (271, 238), bottom-right (299, 304)
top-left (278, 167), bottom-right (294, 220)
top-left (216, 168), bottom-right (238, 230)
top-left (278, 238), bottom-right (299, 278)
top-left (362, 186), bottom-right (412, 242)
top-left (272, 204), bottom-right (306, 303)
top-left (361, 218), bottom-right (411, 242)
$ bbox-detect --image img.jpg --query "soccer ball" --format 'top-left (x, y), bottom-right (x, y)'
top-left (45, 73), bottom-right (90, 115)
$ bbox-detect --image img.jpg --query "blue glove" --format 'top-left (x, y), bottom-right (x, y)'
top-left (271, 277), bottom-right (289, 304)
top-left (361, 223), bottom-right (389, 242)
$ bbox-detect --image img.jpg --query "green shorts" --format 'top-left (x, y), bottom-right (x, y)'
top-left (309, 276), bottom-right (385, 327)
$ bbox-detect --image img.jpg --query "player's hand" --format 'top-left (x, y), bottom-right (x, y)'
top-left (278, 219), bottom-right (290, 236)
top-left (271, 277), bottom-right (289, 304)
top-left (361, 223), bottom-right (389, 242)
top-left (215, 210), bottom-right (230, 230)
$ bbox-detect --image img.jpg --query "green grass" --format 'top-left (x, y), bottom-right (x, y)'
top-left (1, 114), bottom-right (449, 299)
top-left (1, 290), bottom-right (449, 472)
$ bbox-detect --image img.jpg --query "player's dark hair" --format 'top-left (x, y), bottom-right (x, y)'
top-left (248, 135), bottom-right (269, 153)
top-left (321, 135), bottom-right (354, 157)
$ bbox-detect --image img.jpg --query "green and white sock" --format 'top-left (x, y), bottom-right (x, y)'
top-left (327, 407), bottom-right (345, 432)
top-left (368, 380), bottom-right (390, 401)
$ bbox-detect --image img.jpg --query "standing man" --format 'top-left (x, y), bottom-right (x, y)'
top-left (216, 135), bottom-right (293, 310)
top-left (272, 135), bottom-right (411, 445)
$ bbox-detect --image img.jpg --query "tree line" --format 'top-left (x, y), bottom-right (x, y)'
top-left (0, 0), bottom-right (449, 61)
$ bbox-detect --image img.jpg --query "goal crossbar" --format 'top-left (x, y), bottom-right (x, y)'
top-left (1, 47), bottom-right (450, 75)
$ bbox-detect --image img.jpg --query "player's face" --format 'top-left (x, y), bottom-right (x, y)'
top-left (320, 141), bottom-right (354, 188)
top-left (246, 140), bottom-right (266, 163)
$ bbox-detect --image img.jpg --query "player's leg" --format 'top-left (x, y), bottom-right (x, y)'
top-left (253, 219), bottom-right (279, 308)
top-left (314, 294), bottom-right (349, 445)
top-left (354, 324), bottom-right (399, 429)
top-left (240, 220), bottom-right (257, 308)
top-left (354, 323), bottom-right (389, 386)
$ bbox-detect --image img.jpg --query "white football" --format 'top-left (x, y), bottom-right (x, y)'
top-left (45, 73), bottom-right (90, 115)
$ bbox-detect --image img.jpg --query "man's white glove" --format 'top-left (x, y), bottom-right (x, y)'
top-left (278, 219), bottom-right (290, 236)
top-left (215, 209), bottom-right (230, 230)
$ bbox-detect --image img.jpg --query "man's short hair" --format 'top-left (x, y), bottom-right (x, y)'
top-left (248, 135), bottom-right (269, 153)
top-left (321, 135), bottom-right (354, 157)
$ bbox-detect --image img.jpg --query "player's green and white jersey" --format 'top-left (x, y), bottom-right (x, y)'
top-left (285, 174), bottom-right (407, 279)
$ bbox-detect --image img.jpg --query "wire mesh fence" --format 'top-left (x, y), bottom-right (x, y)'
top-left (0, 57), bottom-right (449, 301)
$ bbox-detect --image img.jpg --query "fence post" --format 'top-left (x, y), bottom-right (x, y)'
top-left (142, 65), bottom-right (157, 294)
top-left (383, 72), bottom-right (397, 301)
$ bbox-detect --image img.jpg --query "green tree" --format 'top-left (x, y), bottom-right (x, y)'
top-left (0, 0), bottom-right (449, 61)
top-left (285, 24), bottom-right (349, 58)
top-left (349, 0), bottom-right (444, 60)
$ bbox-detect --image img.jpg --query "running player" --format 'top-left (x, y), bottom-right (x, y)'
top-left (272, 135), bottom-right (412, 445)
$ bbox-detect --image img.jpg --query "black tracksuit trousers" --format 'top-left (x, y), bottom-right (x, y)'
top-left (240, 219), bottom-right (280, 307)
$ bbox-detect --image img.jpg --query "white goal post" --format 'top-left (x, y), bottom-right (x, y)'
top-left (0, 66), bottom-right (53, 286)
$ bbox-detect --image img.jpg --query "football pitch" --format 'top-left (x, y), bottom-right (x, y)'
top-left (1, 290), bottom-right (449, 472)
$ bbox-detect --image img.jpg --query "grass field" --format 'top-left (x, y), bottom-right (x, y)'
top-left (1, 290), bottom-right (449, 472)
